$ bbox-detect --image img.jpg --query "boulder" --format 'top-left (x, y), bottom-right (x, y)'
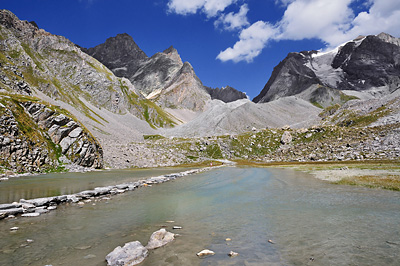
top-left (281, 131), bottom-right (293, 145)
top-left (146, 228), bottom-right (175, 250)
top-left (105, 241), bottom-right (148, 266)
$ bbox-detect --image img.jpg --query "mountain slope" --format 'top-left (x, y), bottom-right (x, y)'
top-left (0, 9), bottom-right (180, 171)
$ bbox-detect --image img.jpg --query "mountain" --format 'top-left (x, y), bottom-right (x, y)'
top-left (254, 33), bottom-right (400, 105)
top-left (0, 9), bottom-right (179, 172)
top-left (85, 35), bottom-right (247, 109)
top-left (1, 9), bottom-right (399, 174)
top-left (83, 33), bottom-right (148, 79)
top-left (205, 86), bottom-right (247, 103)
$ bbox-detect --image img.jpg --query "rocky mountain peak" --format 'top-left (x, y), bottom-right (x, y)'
top-left (84, 33), bottom-right (148, 78)
top-left (163, 46), bottom-right (183, 65)
top-left (376, 32), bottom-right (400, 46)
top-left (0, 9), bottom-right (43, 39)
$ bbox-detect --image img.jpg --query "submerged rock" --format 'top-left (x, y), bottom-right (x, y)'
top-left (146, 228), bottom-right (174, 250)
top-left (106, 241), bottom-right (148, 266)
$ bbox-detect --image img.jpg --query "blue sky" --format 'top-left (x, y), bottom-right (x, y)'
top-left (2, 0), bottom-right (400, 99)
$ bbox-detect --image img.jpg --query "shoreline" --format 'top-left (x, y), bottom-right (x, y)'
top-left (234, 160), bottom-right (400, 191)
top-left (0, 165), bottom-right (221, 220)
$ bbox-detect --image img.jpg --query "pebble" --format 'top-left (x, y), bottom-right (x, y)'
top-left (268, 239), bottom-right (275, 244)
top-left (10, 227), bottom-right (19, 231)
top-left (173, 226), bottom-right (182, 229)
top-left (27, 239), bottom-right (34, 243)
top-left (225, 238), bottom-right (232, 241)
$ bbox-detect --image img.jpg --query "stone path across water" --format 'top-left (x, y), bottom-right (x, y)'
top-left (0, 167), bottom-right (217, 221)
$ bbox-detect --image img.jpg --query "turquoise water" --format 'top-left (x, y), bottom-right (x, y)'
top-left (0, 167), bottom-right (399, 265)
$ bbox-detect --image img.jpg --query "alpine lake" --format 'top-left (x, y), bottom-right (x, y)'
top-left (0, 166), bottom-right (399, 266)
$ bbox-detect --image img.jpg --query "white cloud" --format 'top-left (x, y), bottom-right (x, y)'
top-left (278, 0), bottom-right (354, 41)
top-left (217, 21), bottom-right (278, 63)
top-left (334, 0), bottom-right (400, 46)
top-left (167, 0), bottom-right (236, 17)
top-left (215, 4), bottom-right (250, 31)
top-left (167, 0), bottom-right (205, 15)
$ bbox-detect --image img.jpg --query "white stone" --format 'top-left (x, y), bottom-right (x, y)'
top-left (196, 249), bottom-right (215, 257)
top-left (22, 213), bottom-right (40, 217)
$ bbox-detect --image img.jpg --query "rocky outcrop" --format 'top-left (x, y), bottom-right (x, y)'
top-left (254, 33), bottom-right (400, 103)
top-left (22, 101), bottom-right (103, 168)
top-left (205, 86), bottom-right (247, 103)
top-left (0, 100), bottom-right (55, 173)
top-left (0, 97), bottom-right (102, 174)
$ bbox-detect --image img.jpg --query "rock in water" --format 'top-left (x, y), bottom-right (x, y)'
top-left (105, 241), bottom-right (148, 266)
top-left (228, 251), bottom-right (239, 257)
top-left (146, 228), bottom-right (175, 250)
top-left (196, 249), bottom-right (215, 257)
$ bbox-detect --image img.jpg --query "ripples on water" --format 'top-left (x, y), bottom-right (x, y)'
top-left (0, 167), bottom-right (399, 265)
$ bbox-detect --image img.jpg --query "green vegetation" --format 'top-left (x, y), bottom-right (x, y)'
top-left (143, 134), bottom-right (165, 140)
top-left (335, 175), bottom-right (400, 191)
top-left (338, 105), bottom-right (390, 127)
top-left (205, 144), bottom-right (223, 159)
top-left (311, 101), bottom-right (324, 109)
top-left (340, 92), bottom-right (359, 102)
top-left (119, 79), bottom-right (177, 128)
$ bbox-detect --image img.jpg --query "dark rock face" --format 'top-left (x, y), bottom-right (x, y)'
top-left (333, 33), bottom-right (400, 92)
top-left (253, 53), bottom-right (320, 103)
top-left (254, 33), bottom-right (400, 103)
top-left (205, 86), bottom-right (247, 103)
top-left (84, 33), bottom-right (148, 78)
